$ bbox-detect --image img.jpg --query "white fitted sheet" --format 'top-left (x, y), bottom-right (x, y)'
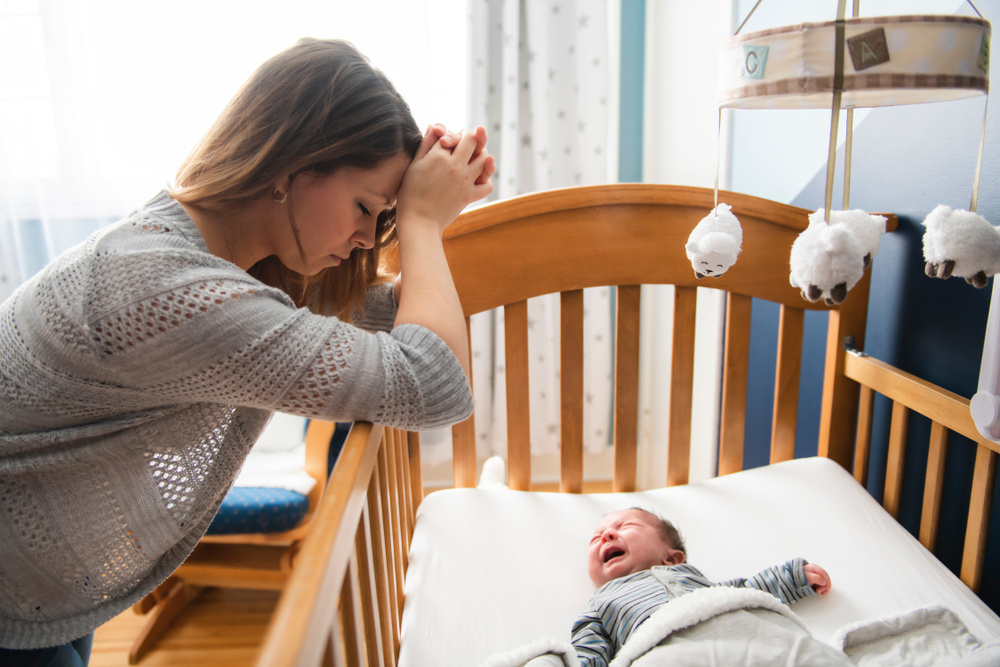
top-left (398, 457), bottom-right (1000, 666)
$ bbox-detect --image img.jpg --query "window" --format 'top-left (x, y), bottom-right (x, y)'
top-left (0, 0), bottom-right (467, 296)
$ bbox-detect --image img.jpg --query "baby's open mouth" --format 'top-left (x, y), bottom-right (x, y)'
top-left (603, 548), bottom-right (625, 563)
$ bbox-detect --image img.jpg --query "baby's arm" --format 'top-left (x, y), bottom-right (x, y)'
top-left (571, 609), bottom-right (615, 667)
top-left (718, 557), bottom-right (824, 605)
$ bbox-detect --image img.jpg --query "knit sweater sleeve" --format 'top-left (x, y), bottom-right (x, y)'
top-left (352, 280), bottom-right (398, 333)
top-left (11, 205), bottom-right (472, 433)
top-left (90, 271), bottom-right (469, 430)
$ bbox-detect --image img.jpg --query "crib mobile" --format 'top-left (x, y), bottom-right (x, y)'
top-left (696, 0), bottom-right (1000, 446)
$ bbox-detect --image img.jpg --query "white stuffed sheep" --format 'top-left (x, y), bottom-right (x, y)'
top-left (923, 205), bottom-right (1000, 288)
top-left (789, 217), bottom-right (866, 305)
top-left (811, 209), bottom-right (887, 270)
top-left (686, 203), bottom-right (743, 278)
top-left (789, 209), bottom-right (886, 305)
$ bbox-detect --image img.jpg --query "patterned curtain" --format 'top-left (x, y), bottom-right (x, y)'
top-left (421, 0), bottom-right (614, 465)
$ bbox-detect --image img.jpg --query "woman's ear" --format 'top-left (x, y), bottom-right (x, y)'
top-left (273, 175), bottom-right (292, 201)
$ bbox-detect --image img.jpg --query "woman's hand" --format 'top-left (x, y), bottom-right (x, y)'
top-left (396, 125), bottom-right (495, 234)
top-left (390, 124), bottom-right (494, 381)
top-left (437, 125), bottom-right (493, 185)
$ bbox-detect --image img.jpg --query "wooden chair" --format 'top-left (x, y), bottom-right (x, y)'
top-left (127, 418), bottom-right (337, 664)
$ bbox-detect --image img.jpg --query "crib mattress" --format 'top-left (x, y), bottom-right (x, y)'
top-left (398, 456), bottom-right (1000, 665)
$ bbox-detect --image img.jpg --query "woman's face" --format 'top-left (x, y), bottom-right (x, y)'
top-left (278, 153), bottom-right (411, 276)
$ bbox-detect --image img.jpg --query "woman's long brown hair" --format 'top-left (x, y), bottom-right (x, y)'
top-left (169, 38), bottom-right (421, 321)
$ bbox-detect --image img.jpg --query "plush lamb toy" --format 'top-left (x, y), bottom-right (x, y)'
top-left (922, 205), bottom-right (1000, 288)
top-left (685, 203), bottom-right (743, 278)
top-left (820, 208), bottom-right (887, 270)
top-left (788, 210), bottom-right (886, 305)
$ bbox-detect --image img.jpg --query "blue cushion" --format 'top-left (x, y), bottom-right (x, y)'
top-left (206, 487), bottom-right (309, 535)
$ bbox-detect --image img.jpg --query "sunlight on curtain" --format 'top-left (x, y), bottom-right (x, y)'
top-left (420, 0), bottom-right (615, 471)
top-left (0, 0), bottom-right (467, 300)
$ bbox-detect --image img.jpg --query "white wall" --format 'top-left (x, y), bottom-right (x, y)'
top-left (639, 0), bottom-right (735, 486)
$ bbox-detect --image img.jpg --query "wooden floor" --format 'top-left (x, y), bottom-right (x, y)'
top-left (91, 588), bottom-right (279, 667)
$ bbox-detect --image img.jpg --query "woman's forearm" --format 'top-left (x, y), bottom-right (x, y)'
top-left (393, 216), bottom-right (470, 379)
top-left (390, 125), bottom-right (494, 381)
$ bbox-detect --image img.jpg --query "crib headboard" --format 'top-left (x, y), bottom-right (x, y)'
top-left (443, 184), bottom-right (878, 490)
top-left (258, 184), bottom-right (985, 667)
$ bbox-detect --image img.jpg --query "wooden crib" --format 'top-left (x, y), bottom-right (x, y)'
top-left (253, 184), bottom-right (998, 666)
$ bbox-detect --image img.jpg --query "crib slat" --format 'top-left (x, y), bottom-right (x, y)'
top-left (771, 305), bottom-right (804, 464)
top-left (389, 444), bottom-right (406, 619)
top-left (408, 431), bottom-right (423, 515)
top-left (853, 384), bottom-right (875, 486)
top-left (384, 435), bottom-right (400, 583)
top-left (328, 620), bottom-right (343, 667)
top-left (962, 444), bottom-right (997, 593)
top-left (355, 507), bottom-right (383, 664)
top-left (817, 294), bottom-right (868, 468)
top-left (392, 431), bottom-right (407, 559)
top-left (452, 316), bottom-right (477, 488)
top-left (377, 445), bottom-right (403, 639)
top-left (613, 285), bottom-right (641, 492)
top-left (919, 422), bottom-right (949, 552)
top-left (718, 293), bottom-right (751, 476)
top-left (323, 632), bottom-right (336, 667)
top-left (398, 430), bottom-right (412, 544)
top-left (393, 432), bottom-right (410, 571)
top-left (368, 473), bottom-right (396, 665)
top-left (561, 289), bottom-right (585, 493)
top-left (883, 401), bottom-right (910, 519)
top-left (505, 300), bottom-right (531, 490)
top-left (339, 554), bottom-right (364, 667)
top-left (668, 286), bottom-right (696, 487)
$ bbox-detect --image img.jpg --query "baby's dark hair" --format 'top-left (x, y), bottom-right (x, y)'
top-left (631, 507), bottom-right (686, 555)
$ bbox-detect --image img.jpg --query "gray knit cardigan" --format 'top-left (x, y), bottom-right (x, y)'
top-left (0, 191), bottom-right (473, 648)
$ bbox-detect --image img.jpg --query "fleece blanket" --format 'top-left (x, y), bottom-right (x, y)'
top-left (480, 587), bottom-right (1000, 667)
top-left (833, 605), bottom-right (1000, 667)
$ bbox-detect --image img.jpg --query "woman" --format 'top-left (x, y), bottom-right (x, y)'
top-left (0, 37), bottom-right (494, 664)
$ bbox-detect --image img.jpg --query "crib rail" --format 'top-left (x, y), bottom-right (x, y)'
top-left (844, 348), bottom-right (998, 593)
top-left (253, 184), bottom-right (907, 665)
top-left (443, 184), bottom-right (882, 491)
top-left (257, 423), bottom-right (419, 667)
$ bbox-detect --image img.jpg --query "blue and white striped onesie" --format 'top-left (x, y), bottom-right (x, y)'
top-left (571, 559), bottom-right (816, 667)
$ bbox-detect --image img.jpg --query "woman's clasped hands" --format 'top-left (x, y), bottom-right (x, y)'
top-left (396, 124), bottom-right (496, 234)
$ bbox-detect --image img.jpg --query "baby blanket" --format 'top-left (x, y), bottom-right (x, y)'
top-left (480, 587), bottom-right (1000, 667)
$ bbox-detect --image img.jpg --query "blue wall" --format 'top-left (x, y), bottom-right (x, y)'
top-left (798, 98), bottom-right (1000, 617)
top-left (729, 10), bottom-right (1000, 614)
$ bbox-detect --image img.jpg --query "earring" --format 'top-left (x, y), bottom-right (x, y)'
top-left (273, 187), bottom-right (287, 204)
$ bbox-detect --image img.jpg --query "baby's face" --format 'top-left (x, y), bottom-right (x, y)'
top-left (587, 509), bottom-right (684, 587)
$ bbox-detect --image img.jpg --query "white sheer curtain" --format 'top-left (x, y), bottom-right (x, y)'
top-left (421, 0), bottom-right (616, 470)
top-left (0, 0), bottom-right (467, 301)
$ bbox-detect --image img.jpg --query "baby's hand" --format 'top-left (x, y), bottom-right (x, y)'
top-left (804, 563), bottom-right (831, 596)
